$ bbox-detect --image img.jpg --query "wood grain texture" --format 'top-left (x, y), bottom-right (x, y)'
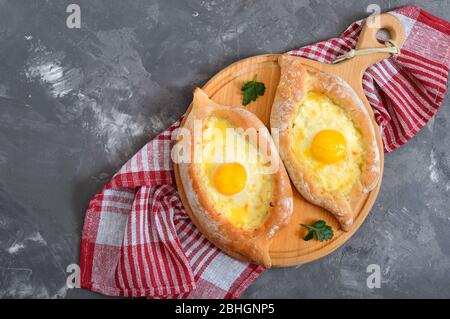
top-left (174, 13), bottom-right (405, 267)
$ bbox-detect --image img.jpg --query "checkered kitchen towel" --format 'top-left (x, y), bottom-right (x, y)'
top-left (80, 5), bottom-right (450, 298)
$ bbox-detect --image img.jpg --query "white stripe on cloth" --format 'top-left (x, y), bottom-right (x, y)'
top-left (200, 253), bottom-right (248, 291)
top-left (96, 212), bottom-right (129, 246)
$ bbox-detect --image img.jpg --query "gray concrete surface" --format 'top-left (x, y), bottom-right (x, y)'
top-left (0, 0), bottom-right (449, 298)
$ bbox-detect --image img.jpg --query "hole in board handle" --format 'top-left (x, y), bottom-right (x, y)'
top-left (376, 28), bottom-right (392, 44)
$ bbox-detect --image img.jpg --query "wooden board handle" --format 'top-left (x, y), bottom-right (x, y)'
top-left (313, 13), bottom-right (406, 97)
top-left (357, 13), bottom-right (405, 50)
top-left (295, 13), bottom-right (405, 87)
top-left (349, 13), bottom-right (405, 73)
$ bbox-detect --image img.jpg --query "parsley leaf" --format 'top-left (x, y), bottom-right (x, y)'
top-left (241, 78), bottom-right (266, 106)
top-left (301, 220), bottom-right (334, 242)
top-left (304, 229), bottom-right (315, 241)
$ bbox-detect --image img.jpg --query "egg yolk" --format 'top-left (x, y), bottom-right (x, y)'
top-left (311, 130), bottom-right (347, 164)
top-left (213, 162), bottom-right (247, 195)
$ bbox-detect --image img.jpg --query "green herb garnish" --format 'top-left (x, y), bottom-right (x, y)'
top-left (301, 220), bottom-right (334, 242)
top-left (241, 77), bottom-right (265, 106)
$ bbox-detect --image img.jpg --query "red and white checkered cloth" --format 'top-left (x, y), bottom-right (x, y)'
top-left (80, 5), bottom-right (450, 298)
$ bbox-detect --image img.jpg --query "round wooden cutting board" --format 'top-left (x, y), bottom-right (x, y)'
top-left (174, 13), bottom-right (405, 266)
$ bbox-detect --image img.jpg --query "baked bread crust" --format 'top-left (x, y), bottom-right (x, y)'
top-left (176, 88), bottom-right (293, 268)
top-left (270, 55), bottom-right (380, 231)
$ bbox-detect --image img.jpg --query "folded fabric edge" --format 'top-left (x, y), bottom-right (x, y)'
top-left (224, 265), bottom-right (264, 299)
top-left (79, 197), bottom-right (198, 298)
top-left (81, 280), bottom-right (196, 298)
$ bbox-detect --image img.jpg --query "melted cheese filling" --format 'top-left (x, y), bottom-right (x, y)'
top-left (290, 92), bottom-right (364, 197)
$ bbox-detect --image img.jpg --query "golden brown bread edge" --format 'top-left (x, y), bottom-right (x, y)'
top-left (270, 54), bottom-right (380, 231)
top-left (176, 88), bottom-right (293, 268)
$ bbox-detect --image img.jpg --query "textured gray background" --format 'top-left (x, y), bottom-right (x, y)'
top-left (0, 0), bottom-right (449, 299)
